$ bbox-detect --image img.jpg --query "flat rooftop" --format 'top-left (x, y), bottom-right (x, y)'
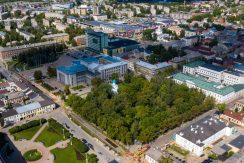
top-left (136, 61), bottom-right (171, 70)
top-left (177, 116), bottom-right (227, 147)
top-left (58, 60), bottom-right (88, 75)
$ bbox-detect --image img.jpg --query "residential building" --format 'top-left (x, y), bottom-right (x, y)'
top-left (67, 16), bottom-right (79, 24)
top-left (0, 101), bottom-right (56, 127)
top-left (145, 148), bottom-right (163, 163)
top-left (16, 29), bottom-right (35, 41)
top-left (168, 26), bottom-right (183, 36)
top-left (223, 71), bottom-right (244, 86)
top-left (173, 73), bottom-right (244, 103)
top-left (74, 35), bottom-right (86, 46)
top-left (52, 3), bottom-right (73, 10)
top-left (54, 22), bottom-right (68, 32)
top-left (45, 12), bottom-right (65, 19)
top-left (86, 30), bottom-right (108, 53)
top-left (234, 98), bottom-right (244, 112)
top-left (70, 7), bottom-right (87, 16)
top-left (0, 41), bottom-right (59, 61)
top-left (93, 5), bottom-right (101, 15)
top-left (92, 15), bottom-right (107, 21)
top-left (221, 110), bottom-right (244, 127)
top-left (185, 29), bottom-right (198, 37)
top-left (57, 56), bottom-right (127, 85)
top-left (135, 61), bottom-right (172, 80)
top-left (175, 116), bottom-right (232, 156)
top-left (41, 33), bottom-right (69, 43)
top-left (43, 18), bottom-right (50, 27)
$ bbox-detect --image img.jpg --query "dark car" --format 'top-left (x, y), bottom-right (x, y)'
top-left (81, 138), bottom-right (87, 144)
top-left (87, 143), bottom-right (94, 150)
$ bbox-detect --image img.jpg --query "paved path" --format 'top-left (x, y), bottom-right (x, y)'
top-left (47, 139), bottom-right (70, 151)
top-left (15, 140), bottom-right (53, 163)
top-left (31, 123), bottom-right (48, 142)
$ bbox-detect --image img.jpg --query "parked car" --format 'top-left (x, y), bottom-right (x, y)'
top-left (87, 143), bottom-right (94, 150)
top-left (81, 138), bottom-right (87, 144)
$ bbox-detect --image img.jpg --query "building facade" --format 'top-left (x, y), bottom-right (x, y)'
top-left (86, 30), bottom-right (108, 53)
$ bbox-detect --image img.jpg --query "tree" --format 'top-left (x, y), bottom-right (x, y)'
top-left (111, 73), bottom-right (119, 81)
top-left (142, 29), bottom-right (154, 41)
top-left (91, 78), bottom-right (103, 88)
top-left (216, 103), bottom-right (226, 113)
top-left (47, 66), bottom-right (57, 77)
top-left (64, 85), bottom-right (71, 95)
top-left (180, 30), bottom-right (185, 38)
top-left (33, 70), bottom-right (42, 80)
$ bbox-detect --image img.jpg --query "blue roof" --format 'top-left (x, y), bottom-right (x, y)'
top-left (15, 102), bottom-right (41, 114)
top-left (58, 61), bottom-right (88, 75)
top-left (200, 63), bottom-right (226, 72)
top-left (234, 64), bottom-right (244, 71)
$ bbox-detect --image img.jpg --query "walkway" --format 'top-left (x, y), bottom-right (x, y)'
top-left (31, 123), bottom-right (48, 142)
top-left (48, 139), bottom-right (70, 151)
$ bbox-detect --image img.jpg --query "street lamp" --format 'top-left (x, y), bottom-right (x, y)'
top-left (62, 128), bottom-right (65, 139)
top-left (70, 135), bottom-right (73, 146)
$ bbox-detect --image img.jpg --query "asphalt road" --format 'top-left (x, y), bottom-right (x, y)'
top-left (49, 110), bottom-right (121, 163)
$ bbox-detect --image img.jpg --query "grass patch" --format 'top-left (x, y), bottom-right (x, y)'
top-left (170, 144), bottom-right (189, 156)
top-left (72, 85), bottom-right (84, 91)
top-left (23, 149), bottom-right (42, 161)
top-left (41, 82), bottom-right (55, 91)
top-left (51, 141), bottom-right (98, 163)
top-left (35, 119), bottom-right (70, 147)
top-left (13, 125), bottom-right (42, 141)
top-left (35, 126), bottom-right (64, 147)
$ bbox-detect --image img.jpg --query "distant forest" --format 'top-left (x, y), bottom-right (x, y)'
top-left (117, 0), bottom-right (193, 2)
top-left (0, 0), bottom-right (44, 3)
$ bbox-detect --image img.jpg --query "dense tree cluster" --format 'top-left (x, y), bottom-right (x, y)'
top-left (146, 45), bottom-right (186, 64)
top-left (66, 73), bottom-right (215, 144)
top-left (142, 29), bottom-right (157, 41)
top-left (15, 44), bottom-right (65, 67)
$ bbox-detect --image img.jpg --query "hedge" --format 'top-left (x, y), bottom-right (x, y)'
top-left (48, 119), bottom-right (70, 138)
top-left (9, 119), bottom-right (47, 134)
top-left (73, 137), bottom-right (89, 153)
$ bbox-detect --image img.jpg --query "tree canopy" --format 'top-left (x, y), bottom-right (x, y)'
top-left (66, 73), bottom-right (215, 144)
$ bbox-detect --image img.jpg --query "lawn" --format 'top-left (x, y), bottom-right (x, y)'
top-left (13, 125), bottom-right (42, 141)
top-left (35, 126), bottom-right (65, 147)
top-left (51, 141), bottom-right (97, 163)
top-left (51, 144), bottom-right (83, 163)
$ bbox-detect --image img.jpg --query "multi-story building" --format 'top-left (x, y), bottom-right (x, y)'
top-left (86, 30), bottom-right (108, 53)
top-left (185, 29), bottom-right (198, 37)
top-left (16, 29), bottom-right (35, 41)
top-left (54, 22), bottom-right (68, 32)
top-left (41, 33), bottom-right (69, 43)
top-left (183, 61), bottom-right (244, 85)
top-left (70, 7), bottom-right (87, 16)
top-left (168, 26), bottom-right (183, 36)
top-left (45, 12), bottom-right (65, 19)
top-left (93, 5), bottom-right (101, 15)
top-left (135, 61), bottom-right (172, 80)
top-left (175, 116), bottom-right (232, 156)
top-left (57, 56), bottom-right (127, 85)
top-left (0, 101), bottom-right (56, 127)
top-left (173, 73), bottom-right (244, 103)
top-left (43, 18), bottom-right (50, 27)
top-left (0, 41), bottom-right (59, 61)
top-left (234, 98), bottom-right (244, 112)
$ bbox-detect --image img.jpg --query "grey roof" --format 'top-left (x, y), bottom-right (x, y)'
top-left (177, 116), bottom-right (228, 146)
top-left (27, 92), bottom-right (39, 99)
top-left (145, 148), bottom-right (162, 161)
top-left (1, 109), bottom-right (18, 118)
top-left (229, 135), bottom-right (244, 149)
top-left (224, 148), bottom-right (244, 163)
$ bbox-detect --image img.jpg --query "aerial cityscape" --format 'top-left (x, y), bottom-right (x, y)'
top-left (0, 0), bottom-right (243, 163)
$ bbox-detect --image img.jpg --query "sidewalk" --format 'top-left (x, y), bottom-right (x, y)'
top-left (31, 123), bottom-right (48, 142)
top-left (47, 139), bottom-right (70, 151)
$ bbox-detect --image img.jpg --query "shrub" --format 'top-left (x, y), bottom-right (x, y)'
top-left (73, 137), bottom-right (89, 153)
top-left (23, 149), bottom-right (42, 161)
top-left (48, 119), bottom-right (70, 138)
top-left (9, 119), bottom-right (47, 134)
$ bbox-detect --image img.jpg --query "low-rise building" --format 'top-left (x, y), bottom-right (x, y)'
top-left (175, 116), bottom-right (232, 156)
top-left (16, 29), bottom-right (35, 41)
top-left (0, 101), bottom-right (56, 127)
top-left (70, 7), bottom-right (87, 16)
top-left (221, 110), bottom-right (244, 127)
top-left (185, 29), bottom-right (198, 37)
top-left (145, 148), bottom-right (163, 163)
top-left (168, 26), bottom-right (183, 36)
top-left (41, 33), bottom-right (69, 43)
top-left (92, 15), bottom-right (107, 21)
top-left (135, 61), bottom-right (172, 80)
top-left (234, 98), bottom-right (244, 112)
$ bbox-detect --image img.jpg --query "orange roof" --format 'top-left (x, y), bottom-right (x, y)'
top-left (224, 110), bottom-right (244, 122)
